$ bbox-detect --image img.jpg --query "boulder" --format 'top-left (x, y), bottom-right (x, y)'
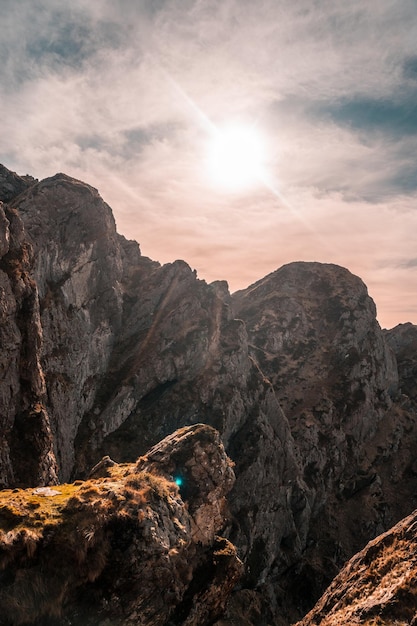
top-left (0, 424), bottom-right (242, 626)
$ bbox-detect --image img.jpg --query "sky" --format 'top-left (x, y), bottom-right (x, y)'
top-left (1, 0), bottom-right (416, 329)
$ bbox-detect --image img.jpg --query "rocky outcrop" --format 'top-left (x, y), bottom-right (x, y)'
top-left (1, 164), bottom-right (417, 624)
top-left (233, 262), bottom-right (399, 447)
top-left (295, 507), bottom-right (417, 625)
top-left (14, 173), bottom-right (128, 480)
top-left (384, 322), bottom-right (417, 403)
top-left (0, 164), bottom-right (34, 203)
top-left (0, 424), bottom-right (242, 626)
top-left (137, 423), bottom-right (236, 547)
top-left (2, 170), bottom-right (250, 485)
top-left (0, 200), bottom-right (58, 488)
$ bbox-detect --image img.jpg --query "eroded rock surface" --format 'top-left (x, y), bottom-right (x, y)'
top-left (0, 199), bottom-right (58, 488)
top-left (137, 423), bottom-right (236, 546)
top-left (0, 424), bottom-right (242, 626)
top-left (384, 322), bottom-right (417, 403)
top-left (213, 265), bottom-right (416, 624)
top-left (0, 164), bottom-right (34, 203)
top-left (295, 507), bottom-right (417, 626)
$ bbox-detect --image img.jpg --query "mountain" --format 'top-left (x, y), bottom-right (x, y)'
top-left (1, 163), bottom-right (416, 625)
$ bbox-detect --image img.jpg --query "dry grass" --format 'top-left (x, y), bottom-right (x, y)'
top-left (296, 518), bottom-right (417, 626)
top-left (0, 463), bottom-right (179, 624)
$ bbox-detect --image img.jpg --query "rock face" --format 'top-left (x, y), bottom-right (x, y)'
top-left (0, 164), bottom-right (34, 203)
top-left (384, 322), bottom-right (417, 403)
top-left (0, 200), bottom-right (58, 488)
top-left (1, 163), bottom-right (417, 624)
top-left (137, 423), bottom-right (236, 547)
top-left (0, 424), bottom-right (242, 626)
top-left (295, 507), bottom-right (417, 625)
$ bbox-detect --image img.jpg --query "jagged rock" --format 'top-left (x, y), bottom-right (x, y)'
top-left (226, 263), bottom-right (412, 622)
top-left (295, 507), bottom-right (417, 625)
top-left (0, 164), bottom-right (34, 203)
top-left (0, 424), bottom-right (243, 626)
top-left (12, 173), bottom-right (129, 480)
top-left (137, 423), bottom-right (236, 545)
top-left (232, 262), bottom-right (399, 448)
top-left (0, 202), bottom-right (58, 488)
top-left (9, 171), bottom-right (249, 485)
top-left (384, 322), bottom-right (417, 402)
top-left (88, 455), bottom-right (116, 478)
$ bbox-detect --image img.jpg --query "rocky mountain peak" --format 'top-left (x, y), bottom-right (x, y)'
top-left (0, 164), bottom-right (35, 203)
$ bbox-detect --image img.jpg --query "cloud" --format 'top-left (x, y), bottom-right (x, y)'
top-left (400, 258), bottom-right (417, 269)
top-left (316, 97), bottom-right (417, 137)
top-left (1, 0), bottom-right (416, 328)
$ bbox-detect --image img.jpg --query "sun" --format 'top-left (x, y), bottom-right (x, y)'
top-left (205, 124), bottom-right (267, 192)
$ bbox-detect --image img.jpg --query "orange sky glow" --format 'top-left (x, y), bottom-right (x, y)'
top-left (1, 0), bottom-right (416, 329)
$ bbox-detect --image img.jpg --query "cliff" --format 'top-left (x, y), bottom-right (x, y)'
top-left (1, 164), bottom-right (417, 624)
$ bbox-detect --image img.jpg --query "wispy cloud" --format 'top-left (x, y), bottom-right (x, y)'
top-left (1, 0), bottom-right (416, 328)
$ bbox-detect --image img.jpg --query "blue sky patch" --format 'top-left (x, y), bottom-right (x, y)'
top-left (317, 95), bottom-right (417, 138)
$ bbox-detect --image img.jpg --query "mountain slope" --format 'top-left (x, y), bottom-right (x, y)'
top-left (296, 507), bottom-right (417, 625)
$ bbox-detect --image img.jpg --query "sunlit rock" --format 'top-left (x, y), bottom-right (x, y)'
top-left (0, 424), bottom-right (242, 625)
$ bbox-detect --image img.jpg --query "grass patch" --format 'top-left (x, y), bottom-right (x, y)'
top-left (0, 463), bottom-right (180, 624)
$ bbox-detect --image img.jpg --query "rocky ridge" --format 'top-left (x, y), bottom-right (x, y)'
top-left (1, 164), bottom-right (417, 624)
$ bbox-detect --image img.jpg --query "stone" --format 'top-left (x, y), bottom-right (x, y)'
top-left (295, 507), bottom-right (417, 625)
top-left (137, 424), bottom-right (236, 545)
top-left (384, 322), bottom-right (417, 402)
top-left (0, 164), bottom-right (34, 203)
top-left (0, 200), bottom-right (58, 488)
top-left (0, 425), bottom-right (243, 626)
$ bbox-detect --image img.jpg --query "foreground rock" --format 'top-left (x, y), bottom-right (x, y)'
top-left (0, 424), bottom-right (242, 625)
top-left (296, 507), bottom-right (417, 625)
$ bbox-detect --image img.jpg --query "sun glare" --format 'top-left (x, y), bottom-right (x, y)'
top-left (205, 124), bottom-right (267, 192)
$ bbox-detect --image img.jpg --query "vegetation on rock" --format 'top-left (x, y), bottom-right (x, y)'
top-left (0, 425), bottom-right (242, 625)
